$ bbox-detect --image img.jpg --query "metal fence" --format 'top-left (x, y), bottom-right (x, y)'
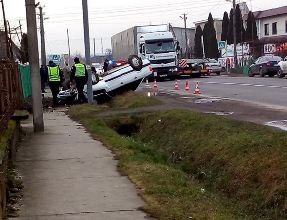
top-left (0, 60), bottom-right (22, 133)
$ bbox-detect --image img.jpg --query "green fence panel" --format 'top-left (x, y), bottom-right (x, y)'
top-left (19, 64), bottom-right (32, 98)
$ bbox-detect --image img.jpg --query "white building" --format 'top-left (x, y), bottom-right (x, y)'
top-left (254, 6), bottom-right (287, 39)
top-left (254, 6), bottom-right (287, 56)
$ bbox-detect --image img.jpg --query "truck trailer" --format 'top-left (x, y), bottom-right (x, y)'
top-left (111, 24), bottom-right (180, 79)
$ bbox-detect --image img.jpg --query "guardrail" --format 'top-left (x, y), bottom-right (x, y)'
top-left (0, 61), bottom-right (22, 133)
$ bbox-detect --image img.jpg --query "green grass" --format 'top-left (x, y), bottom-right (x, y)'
top-left (69, 103), bottom-right (287, 219)
top-left (69, 92), bottom-right (160, 115)
top-left (108, 91), bottom-right (160, 109)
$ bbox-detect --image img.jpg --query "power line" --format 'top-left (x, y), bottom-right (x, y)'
top-left (46, 2), bottom-right (229, 24)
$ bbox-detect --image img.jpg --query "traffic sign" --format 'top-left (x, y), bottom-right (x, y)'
top-left (218, 41), bottom-right (226, 50)
top-left (48, 54), bottom-right (61, 65)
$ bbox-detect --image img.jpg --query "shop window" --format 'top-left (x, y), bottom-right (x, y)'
top-left (264, 24), bottom-right (269, 36)
top-left (272, 22), bottom-right (277, 35)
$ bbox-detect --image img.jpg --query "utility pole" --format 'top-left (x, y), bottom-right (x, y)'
top-left (180, 13), bottom-right (189, 58)
top-left (1, 0), bottom-right (10, 58)
top-left (67, 28), bottom-right (71, 66)
top-left (7, 21), bottom-right (13, 58)
top-left (233, 0), bottom-right (238, 67)
top-left (201, 35), bottom-right (205, 58)
top-left (39, 6), bottom-right (47, 66)
top-left (82, 0), bottom-right (93, 103)
top-left (19, 20), bottom-right (23, 36)
top-left (25, 0), bottom-right (44, 132)
top-left (93, 37), bottom-right (95, 57)
top-left (101, 37), bottom-right (104, 54)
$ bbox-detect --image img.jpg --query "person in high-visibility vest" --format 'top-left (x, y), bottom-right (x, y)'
top-left (47, 60), bottom-right (61, 106)
top-left (71, 57), bottom-right (88, 103)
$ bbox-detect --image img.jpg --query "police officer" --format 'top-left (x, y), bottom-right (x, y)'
top-left (47, 60), bottom-right (61, 106)
top-left (71, 57), bottom-right (88, 103)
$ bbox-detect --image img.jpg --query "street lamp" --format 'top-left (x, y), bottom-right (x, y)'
top-left (226, 0), bottom-right (238, 67)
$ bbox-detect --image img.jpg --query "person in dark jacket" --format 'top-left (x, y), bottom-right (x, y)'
top-left (103, 59), bottom-right (109, 72)
top-left (71, 57), bottom-right (88, 103)
top-left (47, 61), bottom-right (61, 106)
top-left (40, 65), bottom-right (48, 93)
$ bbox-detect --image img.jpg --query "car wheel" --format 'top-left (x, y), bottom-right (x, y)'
top-left (216, 72), bottom-right (221, 76)
top-left (268, 74), bottom-right (274, 77)
top-left (259, 69), bottom-right (265, 77)
top-left (128, 55), bottom-right (143, 71)
top-left (248, 69), bottom-right (254, 77)
top-left (278, 69), bottom-right (285, 78)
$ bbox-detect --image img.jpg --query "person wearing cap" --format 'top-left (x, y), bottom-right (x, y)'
top-left (47, 60), bottom-right (61, 106)
top-left (71, 57), bottom-right (88, 103)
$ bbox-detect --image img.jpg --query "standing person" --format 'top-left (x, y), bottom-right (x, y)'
top-left (40, 65), bottom-right (48, 93)
top-left (71, 57), bottom-right (88, 103)
top-left (62, 63), bottom-right (71, 90)
top-left (103, 59), bottom-right (109, 72)
top-left (47, 60), bottom-right (61, 106)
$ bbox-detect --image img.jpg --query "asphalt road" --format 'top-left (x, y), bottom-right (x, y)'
top-left (153, 75), bottom-right (287, 110)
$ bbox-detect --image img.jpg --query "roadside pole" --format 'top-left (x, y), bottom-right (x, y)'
top-left (201, 36), bottom-right (205, 58)
top-left (180, 13), bottom-right (189, 58)
top-left (67, 28), bottom-right (71, 66)
top-left (82, 0), bottom-right (93, 103)
top-left (25, 0), bottom-right (44, 132)
top-left (1, 0), bottom-right (10, 58)
top-left (39, 6), bottom-right (47, 66)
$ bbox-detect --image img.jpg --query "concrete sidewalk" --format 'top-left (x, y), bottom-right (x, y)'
top-left (14, 110), bottom-right (150, 220)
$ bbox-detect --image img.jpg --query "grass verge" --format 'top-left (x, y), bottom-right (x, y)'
top-left (0, 121), bottom-right (16, 160)
top-left (69, 104), bottom-right (287, 219)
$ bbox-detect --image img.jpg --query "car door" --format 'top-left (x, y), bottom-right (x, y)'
top-left (254, 58), bottom-right (262, 73)
top-left (250, 58), bottom-right (259, 73)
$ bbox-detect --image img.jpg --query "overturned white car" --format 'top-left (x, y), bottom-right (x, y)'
top-left (58, 55), bottom-right (152, 104)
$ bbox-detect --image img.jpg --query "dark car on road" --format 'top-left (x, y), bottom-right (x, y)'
top-left (248, 55), bottom-right (282, 77)
top-left (177, 59), bottom-right (203, 78)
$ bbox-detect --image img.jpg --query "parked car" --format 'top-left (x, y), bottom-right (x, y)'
top-left (190, 59), bottom-right (210, 76)
top-left (58, 55), bottom-right (152, 104)
top-left (205, 59), bottom-right (222, 75)
top-left (277, 56), bottom-right (287, 78)
top-left (248, 55), bottom-right (282, 77)
top-left (177, 59), bottom-right (201, 78)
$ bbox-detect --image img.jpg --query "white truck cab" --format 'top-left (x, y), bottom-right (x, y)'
top-left (139, 31), bottom-right (179, 80)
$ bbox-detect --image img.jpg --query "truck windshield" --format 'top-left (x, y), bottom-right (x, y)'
top-left (145, 40), bottom-right (175, 54)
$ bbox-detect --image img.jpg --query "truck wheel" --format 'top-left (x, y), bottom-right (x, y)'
top-left (128, 55), bottom-right (143, 71)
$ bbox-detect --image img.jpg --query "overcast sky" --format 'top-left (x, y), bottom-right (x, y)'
top-left (2, 0), bottom-right (287, 56)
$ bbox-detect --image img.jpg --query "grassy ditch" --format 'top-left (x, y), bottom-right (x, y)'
top-left (69, 105), bottom-right (287, 219)
top-left (108, 91), bottom-right (160, 109)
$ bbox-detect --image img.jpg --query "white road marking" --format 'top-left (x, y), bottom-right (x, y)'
top-left (253, 84), bottom-right (265, 87)
top-left (268, 85), bottom-right (281, 88)
top-left (240, 83), bottom-right (252, 86)
top-left (204, 82), bottom-right (218, 84)
top-left (222, 82), bottom-right (236, 85)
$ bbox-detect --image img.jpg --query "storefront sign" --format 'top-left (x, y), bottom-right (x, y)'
top-left (264, 44), bottom-right (276, 54)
